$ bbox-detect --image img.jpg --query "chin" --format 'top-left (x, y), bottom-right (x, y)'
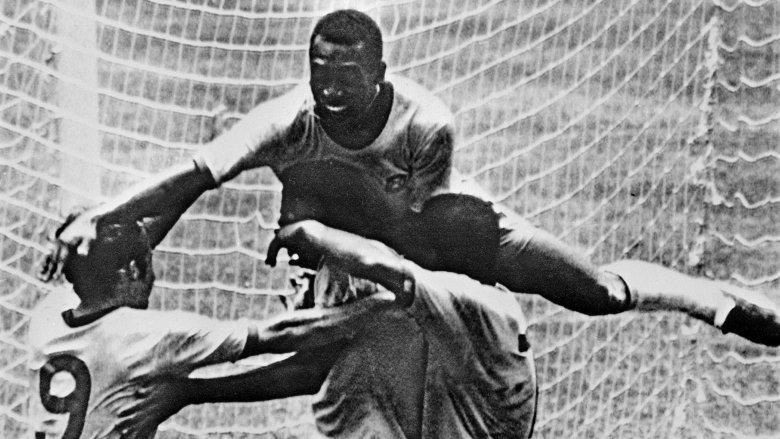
top-left (131, 299), bottom-right (150, 310)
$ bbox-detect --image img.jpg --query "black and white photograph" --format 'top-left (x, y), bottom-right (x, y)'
top-left (1, 1), bottom-right (779, 438)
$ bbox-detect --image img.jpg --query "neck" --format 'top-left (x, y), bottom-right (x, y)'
top-left (71, 280), bottom-right (122, 318)
top-left (72, 300), bottom-right (118, 319)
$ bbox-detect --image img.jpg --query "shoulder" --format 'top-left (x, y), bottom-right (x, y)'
top-left (28, 289), bottom-right (79, 346)
top-left (410, 265), bottom-right (526, 329)
top-left (104, 308), bottom-right (218, 334)
top-left (244, 82), bottom-right (313, 120)
top-left (389, 75), bottom-right (454, 130)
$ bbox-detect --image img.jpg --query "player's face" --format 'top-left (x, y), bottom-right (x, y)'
top-left (309, 35), bottom-right (384, 122)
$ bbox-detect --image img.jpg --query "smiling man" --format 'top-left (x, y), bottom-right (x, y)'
top-left (44, 8), bottom-right (454, 284)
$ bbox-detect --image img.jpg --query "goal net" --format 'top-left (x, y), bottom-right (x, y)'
top-left (0, 0), bottom-right (777, 437)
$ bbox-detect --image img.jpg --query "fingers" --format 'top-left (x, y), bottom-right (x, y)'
top-left (39, 212), bottom-right (98, 282)
top-left (265, 233), bottom-right (283, 267)
top-left (76, 237), bottom-right (90, 257)
top-left (38, 240), bottom-right (71, 282)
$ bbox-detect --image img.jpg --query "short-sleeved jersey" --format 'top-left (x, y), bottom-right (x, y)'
top-left (312, 263), bottom-right (537, 439)
top-left (27, 289), bottom-right (249, 439)
top-left (196, 75), bottom-right (454, 210)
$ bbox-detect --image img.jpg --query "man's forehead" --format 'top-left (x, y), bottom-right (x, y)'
top-left (310, 35), bottom-right (369, 64)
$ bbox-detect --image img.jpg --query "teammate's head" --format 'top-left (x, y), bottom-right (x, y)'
top-left (279, 159), bottom-right (405, 238)
top-left (61, 220), bottom-right (154, 309)
top-left (418, 194), bottom-right (500, 285)
top-left (309, 9), bottom-right (386, 121)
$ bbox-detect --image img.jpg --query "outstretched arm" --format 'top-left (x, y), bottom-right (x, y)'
top-left (191, 345), bottom-right (341, 403)
top-left (265, 220), bottom-right (417, 306)
top-left (602, 259), bottom-right (780, 346)
top-left (240, 290), bottom-right (396, 357)
top-left (116, 345), bottom-right (343, 437)
top-left (40, 162), bottom-right (216, 280)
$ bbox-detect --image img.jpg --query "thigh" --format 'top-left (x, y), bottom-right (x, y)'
top-left (494, 210), bottom-right (627, 315)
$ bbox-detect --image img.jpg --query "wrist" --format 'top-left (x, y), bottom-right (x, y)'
top-left (394, 262), bottom-right (416, 308)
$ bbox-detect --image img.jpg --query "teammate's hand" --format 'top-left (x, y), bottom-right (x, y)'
top-left (115, 379), bottom-right (190, 437)
top-left (39, 210), bottom-right (100, 282)
top-left (265, 220), bottom-right (325, 269)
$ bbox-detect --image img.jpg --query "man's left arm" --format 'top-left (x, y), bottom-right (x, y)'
top-left (241, 291), bottom-right (396, 356)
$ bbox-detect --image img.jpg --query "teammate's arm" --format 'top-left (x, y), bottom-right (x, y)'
top-left (42, 89), bottom-right (306, 281)
top-left (191, 344), bottom-right (341, 404)
top-left (116, 346), bottom-right (342, 437)
top-left (40, 162), bottom-right (215, 280)
top-left (241, 291), bottom-right (396, 356)
top-left (602, 260), bottom-right (780, 346)
top-left (266, 220), bottom-right (416, 306)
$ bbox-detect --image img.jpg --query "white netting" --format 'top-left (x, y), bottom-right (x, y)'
top-left (691, 1), bottom-right (780, 438)
top-left (0, 0), bottom-right (777, 438)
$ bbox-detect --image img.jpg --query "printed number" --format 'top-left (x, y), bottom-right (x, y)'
top-left (39, 354), bottom-right (91, 439)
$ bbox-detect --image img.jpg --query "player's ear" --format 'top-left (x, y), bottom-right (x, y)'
top-left (127, 260), bottom-right (140, 281)
top-left (375, 61), bottom-right (386, 84)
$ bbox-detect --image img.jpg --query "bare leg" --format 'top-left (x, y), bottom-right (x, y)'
top-left (603, 260), bottom-right (780, 346)
top-left (493, 210), bottom-right (630, 316)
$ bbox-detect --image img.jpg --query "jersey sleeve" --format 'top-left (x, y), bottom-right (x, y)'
top-left (401, 80), bottom-right (455, 211)
top-left (406, 125), bottom-right (454, 210)
top-left (195, 84), bottom-right (311, 185)
top-left (118, 310), bottom-right (251, 374)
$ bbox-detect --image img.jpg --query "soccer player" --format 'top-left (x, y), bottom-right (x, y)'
top-left (40, 9), bottom-right (780, 346)
top-left (275, 160), bottom-right (780, 347)
top-left (28, 217), bottom-right (397, 439)
top-left (119, 194), bottom-right (539, 439)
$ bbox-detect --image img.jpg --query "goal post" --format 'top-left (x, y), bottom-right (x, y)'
top-left (56, 0), bottom-right (102, 213)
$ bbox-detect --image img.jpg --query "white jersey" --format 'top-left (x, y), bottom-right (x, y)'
top-left (196, 75), bottom-right (455, 211)
top-left (312, 263), bottom-right (537, 439)
top-left (27, 289), bottom-right (249, 439)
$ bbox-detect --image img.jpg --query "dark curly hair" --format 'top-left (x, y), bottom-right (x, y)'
top-left (59, 218), bottom-right (151, 290)
top-left (310, 9), bottom-right (383, 66)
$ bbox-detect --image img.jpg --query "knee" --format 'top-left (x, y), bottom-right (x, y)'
top-left (584, 271), bottom-right (633, 316)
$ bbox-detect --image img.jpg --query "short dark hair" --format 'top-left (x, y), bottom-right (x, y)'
top-left (279, 159), bottom-right (397, 239)
top-left (419, 194), bottom-right (500, 285)
top-left (310, 9), bottom-right (383, 65)
top-left (61, 220), bottom-right (151, 293)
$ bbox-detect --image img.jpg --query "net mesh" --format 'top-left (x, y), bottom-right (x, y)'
top-left (0, 0), bottom-right (777, 437)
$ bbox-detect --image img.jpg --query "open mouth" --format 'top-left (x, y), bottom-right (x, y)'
top-left (324, 104), bottom-right (348, 113)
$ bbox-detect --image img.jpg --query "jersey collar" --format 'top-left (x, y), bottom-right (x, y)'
top-left (61, 305), bottom-right (121, 328)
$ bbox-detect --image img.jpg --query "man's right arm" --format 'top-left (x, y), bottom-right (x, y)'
top-left (116, 345), bottom-right (342, 436)
top-left (40, 162), bottom-right (216, 280)
top-left (188, 345), bottom-right (342, 404)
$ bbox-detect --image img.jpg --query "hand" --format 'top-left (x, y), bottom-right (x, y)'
top-left (265, 220), bottom-right (325, 269)
top-left (39, 209), bottom-right (100, 282)
top-left (115, 378), bottom-right (190, 437)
